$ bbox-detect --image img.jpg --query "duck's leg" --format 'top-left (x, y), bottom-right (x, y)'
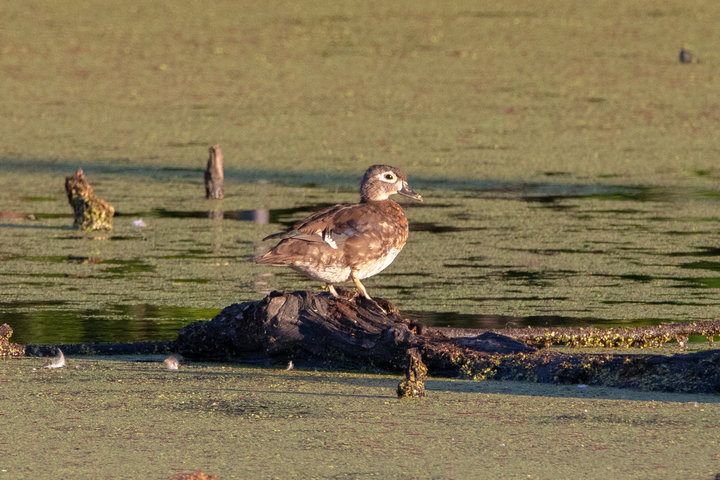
top-left (326, 284), bottom-right (340, 297)
top-left (351, 273), bottom-right (372, 300)
top-left (351, 273), bottom-right (386, 314)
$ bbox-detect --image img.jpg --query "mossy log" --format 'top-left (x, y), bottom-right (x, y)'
top-left (431, 320), bottom-right (720, 348)
top-left (492, 322), bottom-right (720, 349)
top-left (64, 168), bottom-right (115, 231)
top-left (175, 291), bottom-right (720, 393)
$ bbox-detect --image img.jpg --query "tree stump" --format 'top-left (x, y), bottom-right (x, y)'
top-left (64, 168), bottom-right (115, 231)
top-left (0, 323), bottom-right (25, 357)
top-left (397, 348), bottom-right (427, 398)
top-left (205, 144), bottom-right (224, 200)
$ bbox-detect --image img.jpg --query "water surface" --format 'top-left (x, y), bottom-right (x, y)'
top-left (1, 169), bottom-right (718, 344)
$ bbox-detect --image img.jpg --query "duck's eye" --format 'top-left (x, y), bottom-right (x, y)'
top-left (383, 173), bottom-right (396, 181)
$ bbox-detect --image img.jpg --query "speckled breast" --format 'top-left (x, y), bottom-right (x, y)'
top-left (348, 201), bottom-right (409, 280)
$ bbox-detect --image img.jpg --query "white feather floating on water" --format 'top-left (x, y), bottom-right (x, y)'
top-left (163, 355), bottom-right (180, 370)
top-left (44, 349), bottom-right (66, 369)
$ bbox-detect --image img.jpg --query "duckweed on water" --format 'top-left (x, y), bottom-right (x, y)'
top-left (1, 357), bottom-right (719, 479)
top-left (1, 2), bottom-right (720, 338)
top-left (2, 1), bottom-right (720, 477)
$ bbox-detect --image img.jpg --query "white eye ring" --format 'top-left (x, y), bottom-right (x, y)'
top-left (380, 172), bottom-right (396, 182)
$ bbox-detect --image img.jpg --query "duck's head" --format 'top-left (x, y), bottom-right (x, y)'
top-left (360, 164), bottom-right (423, 203)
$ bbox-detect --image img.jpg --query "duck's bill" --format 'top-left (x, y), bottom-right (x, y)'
top-left (399, 182), bottom-right (423, 201)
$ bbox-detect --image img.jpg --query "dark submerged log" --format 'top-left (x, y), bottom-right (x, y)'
top-left (64, 168), bottom-right (115, 231)
top-left (175, 291), bottom-right (720, 393)
top-left (204, 144), bottom-right (224, 200)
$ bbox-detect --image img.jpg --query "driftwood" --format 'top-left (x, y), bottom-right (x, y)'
top-left (174, 291), bottom-right (720, 393)
top-left (204, 145), bottom-right (224, 200)
top-left (64, 168), bottom-right (115, 231)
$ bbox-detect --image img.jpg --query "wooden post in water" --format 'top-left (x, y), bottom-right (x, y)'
top-left (205, 144), bottom-right (224, 200)
top-left (64, 168), bottom-right (115, 231)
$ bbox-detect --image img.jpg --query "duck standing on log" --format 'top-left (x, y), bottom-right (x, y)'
top-left (255, 164), bottom-right (422, 302)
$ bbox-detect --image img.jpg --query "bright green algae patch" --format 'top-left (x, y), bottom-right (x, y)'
top-left (1, 357), bottom-right (719, 479)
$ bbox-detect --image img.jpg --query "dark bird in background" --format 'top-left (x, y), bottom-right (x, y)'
top-left (255, 164), bottom-right (422, 301)
top-left (679, 48), bottom-right (699, 64)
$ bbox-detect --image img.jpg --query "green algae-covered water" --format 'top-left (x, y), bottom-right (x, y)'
top-left (2, 356), bottom-right (719, 479)
top-left (2, 3), bottom-right (720, 479)
top-left (2, 0), bottom-right (720, 344)
top-left (3, 172), bottom-right (720, 344)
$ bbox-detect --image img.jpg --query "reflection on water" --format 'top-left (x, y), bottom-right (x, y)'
top-left (2, 175), bottom-right (720, 344)
top-left (2, 302), bottom-right (220, 344)
top-left (118, 208), bottom-right (270, 224)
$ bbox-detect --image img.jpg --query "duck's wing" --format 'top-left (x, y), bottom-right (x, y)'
top-left (262, 203), bottom-right (353, 241)
top-left (263, 202), bottom-right (372, 251)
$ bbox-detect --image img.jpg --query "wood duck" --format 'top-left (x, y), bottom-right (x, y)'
top-left (255, 165), bottom-right (422, 301)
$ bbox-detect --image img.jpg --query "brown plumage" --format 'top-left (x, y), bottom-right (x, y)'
top-left (255, 165), bottom-right (422, 300)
